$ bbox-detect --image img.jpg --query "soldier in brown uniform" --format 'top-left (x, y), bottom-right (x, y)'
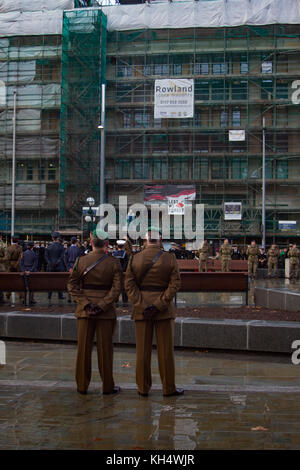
top-left (267, 244), bottom-right (279, 278)
top-left (198, 240), bottom-right (210, 272)
top-left (246, 241), bottom-right (260, 279)
top-left (67, 231), bottom-right (122, 395)
top-left (6, 237), bottom-right (23, 303)
top-left (125, 227), bottom-right (182, 397)
top-left (219, 239), bottom-right (233, 272)
top-left (288, 243), bottom-right (300, 280)
top-left (0, 234), bottom-right (7, 303)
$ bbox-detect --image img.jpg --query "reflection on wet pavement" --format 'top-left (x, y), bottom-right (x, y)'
top-left (1, 341), bottom-right (300, 449)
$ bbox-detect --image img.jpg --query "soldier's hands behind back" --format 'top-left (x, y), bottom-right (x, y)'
top-left (84, 302), bottom-right (104, 317)
top-left (143, 304), bottom-right (159, 320)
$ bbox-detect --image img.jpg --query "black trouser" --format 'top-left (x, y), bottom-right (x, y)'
top-left (47, 266), bottom-right (64, 299)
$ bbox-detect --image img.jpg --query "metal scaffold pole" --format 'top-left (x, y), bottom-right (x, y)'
top-left (11, 90), bottom-right (17, 238)
top-left (100, 83), bottom-right (106, 207)
top-left (262, 116), bottom-right (266, 250)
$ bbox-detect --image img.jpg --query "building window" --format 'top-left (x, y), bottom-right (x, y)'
top-left (116, 59), bottom-right (132, 78)
top-left (194, 55), bottom-right (209, 75)
top-left (240, 55), bottom-right (248, 74)
top-left (115, 159), bottom-right (131, 179)
top-left (122, 110), bottom-right (131, 128)
top-left (48, 161), bottom-right (56, 181)
top-left (179, 118), bottom-right (191, 128)
top-left (220, 110), bottom-right (229, 128)
top-left (134, 111), bottom-right (150, 128)
top-left (153, 159), bottom-right (168, 179)
top-left (143, 64), bottom-right (151, 76)
top-left (261, 80), bottom-right (273, 99)
top-left (212, 80), bottom-right (229, 100)
top-left (232, 108), bottom-right (241, 127)
top-left (193, 158), bottom-right (208, 180)
top-left (16, 162), bottom-right (25, 181)
top-left (265, 158), bottom-right (273, 179)
top-left (232, 80), bottom-right (248, 100)
top-left (173, 55), bottom-right (185, 76)
top-left (194, 112), bottom-right (201, 127)
top-left (195, 80), bottom-right (209, 101)
top-left (26, 162), bottom-right (33, 181)
top-left (133, 160), bottom-right (150, 179)
top-left (275, 134), bottom-right (288, 153)
top-left (172, 158), bottom-right (189, 179)
top-left (152, 134), bottom-right (168, 153)
top-left (231, 158), bottom-right (248, 179)
top-left (211, 159), bottom-right (228, 179)
top-left (261, 61), bottom-right (273, 74)
top-left (212, 55), bottom-right (228, 75)
top-left (276, 81), bottom-right (289, 99)
top-left (153, 56), bottom-right (169, 76)
top-left (153, 118), bottom-right (162, 129)
top-left (38, 162), bottom-right (45, 180)
top-left (193, 134), bottom-right (209, 153)
top-left (116, 83), bottom-right (132, 103)
top-left (276, 159), bottom-right (288, 179)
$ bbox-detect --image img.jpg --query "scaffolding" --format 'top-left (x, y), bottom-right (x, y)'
top-left (0, 1), bottom-right (300, 241)
top-left (0, 33), bottom-right (62, 235)
top-left (58, 8), bottom-right (107, 230)
top-left (104, 23), bottom-right (300, 240)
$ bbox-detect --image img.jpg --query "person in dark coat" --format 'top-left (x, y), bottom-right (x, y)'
top-left (65, 237), bottom-right (82, 303)
top-left (20, 241), bottom-right (38, 305)
top-left (45, 231), bottom-right (66, 303)
top-left (112, 240), bottom-right (129, 305)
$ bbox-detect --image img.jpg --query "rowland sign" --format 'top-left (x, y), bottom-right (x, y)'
top-left (154, 78), bottom-right (194, 119)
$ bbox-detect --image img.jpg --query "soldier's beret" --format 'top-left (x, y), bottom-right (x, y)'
top-left (27, 241), bottom-right (34, 247)
top-left (92, 228), bottom-right (108, 240)
top-left (145, 226), bottom-right (162, 239)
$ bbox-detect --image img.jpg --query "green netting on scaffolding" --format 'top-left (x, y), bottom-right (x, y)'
top-left (59, 9), bottom-right (107, 228)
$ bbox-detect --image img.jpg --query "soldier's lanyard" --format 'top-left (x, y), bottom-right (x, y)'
top-left (76, 254), bottom-right (109, 288)
top-left (130, 250), bottom-right (163, 288)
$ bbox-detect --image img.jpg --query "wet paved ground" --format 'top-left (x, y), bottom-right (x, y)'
top-left (1, 341), bottom-right (300, 449)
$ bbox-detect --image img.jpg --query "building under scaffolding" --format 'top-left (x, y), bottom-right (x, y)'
top-left (0, 0), bottom-right (300, 243)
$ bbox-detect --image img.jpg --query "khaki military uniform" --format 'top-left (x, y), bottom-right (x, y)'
top-left (220, 244), bottom-right (233, 272)
top-left (67, 248), bottom-right (122, 393)
top-left (267, 248), bottom-right (279, 278)
top-left (6, 243), bottom-right (23, 302)
top-left (198, 243), bottom-right (210, 272)
top-left (288, 247), bottom-right (300, 279)
top-left (246, 246), bottom-right (260, 278)
top-left (125, 245), bottom-right (181, 396)
top-left (124, 239), bottom-right (132, 257)
top-left (0, 240), bottom-right (7, 302)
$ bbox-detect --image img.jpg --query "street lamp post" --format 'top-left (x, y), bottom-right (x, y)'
top-left (85, 196), bottom-right (95, 237)
top-left (98, 83), bottom-right (106, 209)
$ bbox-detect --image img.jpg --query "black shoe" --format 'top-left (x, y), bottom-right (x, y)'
top-left (138, 391), bottom-right (148, 397)
top-left (163, 388), bottom-right (184, 397)
top-left (77, 389), bottom-right (87, 395)
top-left (68, 298), bottom-right (72, 303)
top-left (103, 386), bottom-right (121, 395)
top-left (29, 300), bottom-right (37, 305)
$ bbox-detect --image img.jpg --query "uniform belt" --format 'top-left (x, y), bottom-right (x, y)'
top-left (140, 286), bottom-right (166, 292)
top-left (82, 284), bottom-right (111, 290)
